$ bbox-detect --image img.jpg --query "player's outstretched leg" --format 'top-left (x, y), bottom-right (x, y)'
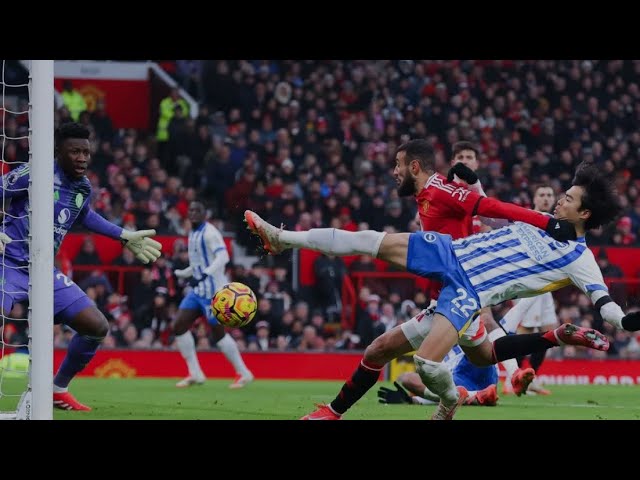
top-left (244, 210), bottom-right (284, 254)
top-left (244, 210), bottom-right (389, 259)
top-left (552, 323), bottom-right (609, 350)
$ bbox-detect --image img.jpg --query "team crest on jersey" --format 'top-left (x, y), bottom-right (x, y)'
top-left (75, 193), bottom-right (83, 208)
top-left (423, 232), bottom-right (437, 243)
top-left (5, 170), bottom-right (19, 187)
top-left (420, 199), bottom-right (430, 214)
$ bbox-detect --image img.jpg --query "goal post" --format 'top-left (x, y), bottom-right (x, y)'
top-left (29, 60), bottom-right (54, 420)
top-left (0, 60), bottom-right (54, 420)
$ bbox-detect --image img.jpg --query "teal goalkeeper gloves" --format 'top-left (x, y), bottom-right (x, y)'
top-left (120, 229), bottom-right (162, 264)
top-left (0, 232), bottom-right (12, 254)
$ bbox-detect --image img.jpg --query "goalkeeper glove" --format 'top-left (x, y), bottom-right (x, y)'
top-left (446, 162), bottom-right (479, 185)
top-left (120, 229), bottom-right (162, 264)
top-left (377, 381), bottom-right (412, 405)
top-left (0, 232), bottom-right (12, 254)
top-left (544, 218), bottom-right (577, 242)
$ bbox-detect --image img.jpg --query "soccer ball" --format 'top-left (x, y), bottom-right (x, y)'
top-left (211, 282), bottom-right (258, 328)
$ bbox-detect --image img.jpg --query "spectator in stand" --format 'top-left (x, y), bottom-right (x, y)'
top-left (156, 87), bottom-right (190, 168)
top-left (89, 98), bottom-right (114, 142)
top-left (612, 216), bottom-right (637, 245)
top-left (60, 80), bottom-right (87, 122)
top-left (597, 248), bottom-right (627, 305)
top-left (74, 236), bottom-right (102, 265)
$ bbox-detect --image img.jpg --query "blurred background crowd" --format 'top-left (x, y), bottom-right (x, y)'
top-left (2, 60), bottom-right (640, 359)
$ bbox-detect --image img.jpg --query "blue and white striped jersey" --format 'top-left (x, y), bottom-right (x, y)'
top-left (453, 221), bottom-right (608, 308)
top-left (188, 222), bottom-right (229, 299)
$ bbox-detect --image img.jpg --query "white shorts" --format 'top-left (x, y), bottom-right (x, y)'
top-left (501, 293), bottom-right (558, 332)
top-left (400, 301), bottom-right (487, 350)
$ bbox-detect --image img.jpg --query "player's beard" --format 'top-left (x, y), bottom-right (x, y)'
top-left (397, 174), bottom-right (416, 197)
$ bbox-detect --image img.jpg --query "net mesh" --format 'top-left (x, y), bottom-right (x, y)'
top-left (0, 60), bottom-right (31, 415)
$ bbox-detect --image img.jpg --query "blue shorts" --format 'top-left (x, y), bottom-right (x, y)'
top-left (452, 355), bottom-right (498, 391)
top-left (1, 257), bottom-right (95, 324)
top-left (407, 232), bottom-right (481, 335)
top-left (178, 291), bottom-right (219, 325)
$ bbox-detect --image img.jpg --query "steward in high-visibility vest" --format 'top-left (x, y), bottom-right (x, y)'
top-left (156, 88), bottom-right (189, 142)
top-left (60, 80), bottom-right (87, 122)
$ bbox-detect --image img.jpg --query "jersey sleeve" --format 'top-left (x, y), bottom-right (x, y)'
top-left (564, 249), bottom-right (610, 304)
top-left (564, 249), bottom-right (626, 329)
top-left (431, 181), bottom-right (484, 217)
top-left (0, 165), bottom-right (30, 199)
top-left (201, 226), bottom-right (230, 277)
top-left (476, 196), bottom-right (550, 230)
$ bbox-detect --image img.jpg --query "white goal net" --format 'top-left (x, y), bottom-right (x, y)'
top-left (0, 60), bottom-right (54, 420)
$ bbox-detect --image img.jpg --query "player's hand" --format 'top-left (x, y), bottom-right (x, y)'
top-left (120, 229), bottom-right (162, 264)
top-left (0, 232), bottom-right (12, 254)
top-left (544, 219), bottom-right (577, 242)
top-left (622, 312), bottom-right (640, 331)
top-left (174, 268), bottom-right (191, 279)
top-left (446, 162), bottom-right (478, 185)
top-left (377, 381), bottom-right (412, 404)
top-left (187, 274), bottom-right (208, 289)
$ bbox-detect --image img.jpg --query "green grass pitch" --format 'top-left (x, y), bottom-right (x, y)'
top-left (1, 377), bottom-right (639, 419)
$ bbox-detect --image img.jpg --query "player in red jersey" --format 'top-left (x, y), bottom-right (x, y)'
top-left (297, 140), bottom-right (592, 420)
top-left (377, 142), bottom-right (526, 408)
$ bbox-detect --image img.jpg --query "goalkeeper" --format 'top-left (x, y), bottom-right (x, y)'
top-left (0, 122), bottom-right (162, 411)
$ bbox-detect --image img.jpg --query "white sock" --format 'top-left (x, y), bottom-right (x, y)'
top-left (488, 328), bottom-right (518, 380)
top-left (421, 386), bottom-right (441, 403)
top-left (414, 355), bottom-right (459, 407)
top-left (176, 332), bottom-right (205, 379)
top-left (412, 396), bottom-right (437, 405)
top-left (217, 334), bottom-right (252, 377)
top-left (279, 228), bottom-right (385, 257)
top-left (53, 384), bottom-right (68, 393)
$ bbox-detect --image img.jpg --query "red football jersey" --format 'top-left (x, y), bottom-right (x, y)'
top-left (415, 173), bottom-right (482, 241)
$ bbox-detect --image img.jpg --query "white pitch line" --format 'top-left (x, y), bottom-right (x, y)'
top-left (507, 402), bottom-right (640, 410)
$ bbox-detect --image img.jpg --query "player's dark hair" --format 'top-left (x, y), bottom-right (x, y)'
top-left (572, 161), bottom-right (622, 230)
top-left (451, 141), bottom-right (479, 160)
top-left (534, 184), bottom-right (554, 194)
top-left (396, 139), bottom-right (435, 172)
top-left (55, 122), bottom-right (90, 147)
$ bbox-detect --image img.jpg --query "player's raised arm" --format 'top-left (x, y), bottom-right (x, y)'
top-left (436, 176), bottom-right (575, 241)
top-left (80, 208), bottom-right (162, 264)
top-left (475, 196), bottom-right (575, 241)
top-left (564, 249), bottom-right (639, 331)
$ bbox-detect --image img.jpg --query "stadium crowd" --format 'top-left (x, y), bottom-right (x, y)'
top-left (3, 60), bottom-right (640, 359)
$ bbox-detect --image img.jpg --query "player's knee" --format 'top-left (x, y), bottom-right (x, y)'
top-left (364, 335), bottom-right (392, 365)
top-left (173, 318), bottom-right (190, 335)
top-left (87, 309), bottom-right (109, 339)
